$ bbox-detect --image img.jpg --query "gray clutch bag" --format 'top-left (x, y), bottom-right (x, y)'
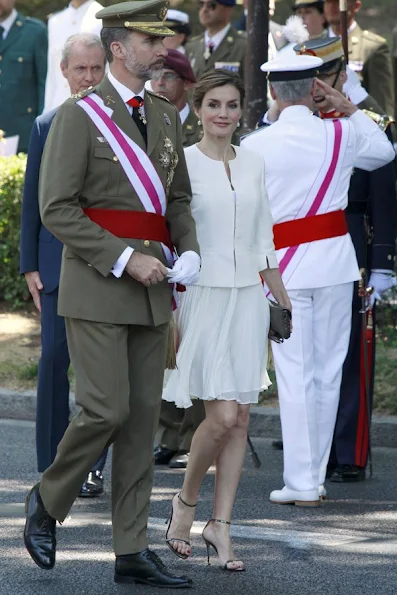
top-left (268, 300), bottom-right (292, 343)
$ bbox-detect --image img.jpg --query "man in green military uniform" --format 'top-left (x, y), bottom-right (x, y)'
top-left (324, 0), bottom-right (395, 116)
top-left (23, 1), bottom-right (200, 589)
top-left (151, 49), bottom-right (204, 468)
top-left (186, 0), bottom-right (246, 81)
top-left (151, 48), bottom-right (203, 147)
top-left (0, 0), bottom-right (47, 152)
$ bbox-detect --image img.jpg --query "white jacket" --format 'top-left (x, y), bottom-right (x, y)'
top-left (242, 106), bottom-right (395, 290)
top-left (43, 0), bottom-right (103, 114)
top-left (185, 144), bottom-right (278, 288)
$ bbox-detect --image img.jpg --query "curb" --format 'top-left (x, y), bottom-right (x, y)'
top-left (1, 388), bottom-right (397, 449)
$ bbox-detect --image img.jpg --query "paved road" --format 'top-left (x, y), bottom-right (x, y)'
top-left (1, 418), bottom-right (397, 595)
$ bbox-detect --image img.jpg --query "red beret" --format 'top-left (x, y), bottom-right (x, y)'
top-left (164, 49), bottom-right (196, 83)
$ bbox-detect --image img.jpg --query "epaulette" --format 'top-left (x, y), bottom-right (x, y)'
top-left (362, 29), bottom-right (387, 46)
top-left (361, 109), bottom-right (395, 132)
top-left (71, 86), bottom-right (95, 100)
top-left (146, 89), bottom-right (171, 103)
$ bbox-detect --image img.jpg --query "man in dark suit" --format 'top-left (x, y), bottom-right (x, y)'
top-left (0, 0), bottom-right (47, 152)
top-left (20, 32), bottom-right (108, 497)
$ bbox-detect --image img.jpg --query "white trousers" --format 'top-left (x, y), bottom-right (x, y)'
top-left (271, 283), bottom-right (354, 491)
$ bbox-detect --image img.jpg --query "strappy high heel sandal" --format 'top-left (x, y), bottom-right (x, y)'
top-left (202, 519), bottom-right (245, 572)
top-left (165, 492), bottom-right (197, 560)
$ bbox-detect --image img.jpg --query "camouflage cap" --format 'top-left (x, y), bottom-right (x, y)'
top-left (96, 0), bottom-right (176, 37)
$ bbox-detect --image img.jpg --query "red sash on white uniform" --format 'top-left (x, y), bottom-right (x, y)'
top-left (265, 119), bottom-right (349, 296)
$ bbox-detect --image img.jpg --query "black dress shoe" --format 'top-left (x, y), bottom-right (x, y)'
top-left (114, 549), bottom-right (192, 588)
top-left (331, 464), bottom-right (366, 483)
top-left (78, 471), bottom-right (104, 498)
top-left (169, 450), bottom-right (189, 469)
top-left (24, 483), bottom-right (56, 570)
top-left (154, 445), bottom-right (177, 465)
top-left (272, 440), bottom-right (283, 451)
top-left (326, 463), bottom-right (338, 479)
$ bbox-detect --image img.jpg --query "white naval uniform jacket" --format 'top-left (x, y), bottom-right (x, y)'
top-left (184, 144), bottom-right (278, 288)
top-left (242, 105), bottom-right (395, 290)
top-left (43, 0), bottom-right (103, 114)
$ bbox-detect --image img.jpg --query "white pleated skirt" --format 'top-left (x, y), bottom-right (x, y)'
top-left (162, 283), bottom-right (271, 409)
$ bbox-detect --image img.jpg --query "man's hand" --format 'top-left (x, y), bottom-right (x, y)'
top-left (167, 251), bottom-right (201, 285)
top-left (125, 252), bottom-right (168, 287)
top-left (368, 271), bottom-right (396, 308)
top-left (24, 272), bottom-right (43, 312)
top-left (313, 79), bottom-right (358, 116)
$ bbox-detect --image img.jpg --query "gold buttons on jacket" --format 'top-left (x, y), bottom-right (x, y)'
top-left (18, 57), bottom-right (24, 62)
top-left (27, 107), bottom-right (33, 113)
top-left (143, 240), bottom-right (150, 247)
top-left (112, 156), bottom-right (119, 163)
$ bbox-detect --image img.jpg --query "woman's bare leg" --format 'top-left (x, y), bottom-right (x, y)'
top-left (167, 400), bottom-right (239, 557)
top-left (203, 404), bottom-right (250, 569)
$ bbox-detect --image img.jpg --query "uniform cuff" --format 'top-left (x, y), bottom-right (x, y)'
top-left (112, 247), bottom-right (134, 278)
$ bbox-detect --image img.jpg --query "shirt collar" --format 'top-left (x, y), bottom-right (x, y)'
top-left (107, 72), bottom-right (145, 105)
top-left (329, 21), bottom-right (356, 37)
top-left (204, 23), bottom-right (231, 51)
top-left (0, 9), bottom-right (17, 37)
top-left (279, 105), bottom-right (313, 121)
top-left (179, 103), bottom-right (190, 124)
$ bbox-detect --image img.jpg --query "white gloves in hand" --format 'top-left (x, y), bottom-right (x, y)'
top-left (343, 65), bottom-right (368, 105)
top-left (167, 251), bottom-right (201, 286)
top-left (368, 271), bottom-right (396, 308)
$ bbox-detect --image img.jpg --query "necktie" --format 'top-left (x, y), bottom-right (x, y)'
top-left (127, 96), bottom-right (147, 146)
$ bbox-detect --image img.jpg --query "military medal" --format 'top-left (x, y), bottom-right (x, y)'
top-left (164, 113), bottom-right (171, 126)
top-left (159, 151), bottom-right (171, 168)
top-left (138, 105), bottom-right (147, 125)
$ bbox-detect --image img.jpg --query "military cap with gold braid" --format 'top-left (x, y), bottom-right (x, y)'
top-left (294, 37), bottom-right (345, 72)
top-left (96, 0), bottom-right (176, 37)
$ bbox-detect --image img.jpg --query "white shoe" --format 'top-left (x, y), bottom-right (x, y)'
top-left (319, 485), bottom-right (327, 500)
top-left (269, 486), bottom-right (320, 507)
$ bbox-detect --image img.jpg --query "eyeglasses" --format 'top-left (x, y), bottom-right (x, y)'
top-left (152, 71), bottom-right (182, 82)
top-left (198, 1), bottom-right (218, 10)
top-left (316, 71), bottom-right (339, 81)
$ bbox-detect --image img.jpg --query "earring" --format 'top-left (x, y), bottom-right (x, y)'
top-left (197, 119), bottom-right (202, 126)
top-left (237, 121), bottom-right (240, 128)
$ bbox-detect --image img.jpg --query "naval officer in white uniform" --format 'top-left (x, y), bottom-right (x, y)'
top-left (242, 54), bottom-right (395, 506)
top-left (43, 0), bottom-right (103, 114)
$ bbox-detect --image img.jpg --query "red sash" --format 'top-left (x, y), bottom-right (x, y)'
top-left (273, 210), bottom-right (348, 250)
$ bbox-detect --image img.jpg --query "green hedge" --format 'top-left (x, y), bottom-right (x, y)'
top-left (0, 155), bottom-right (30, 309)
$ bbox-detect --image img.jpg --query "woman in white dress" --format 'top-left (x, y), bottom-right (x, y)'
top-left (164, 69), bottom-right (291, 571)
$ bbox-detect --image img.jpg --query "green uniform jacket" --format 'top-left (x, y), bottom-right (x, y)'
top-left (186, 25), bottom-right (246, 81)
top-left (392, 25), bottom-right (397, 119)
top-left (39, 76), bottom-right (199, 327)
top-left (346, 24), bottom-right (395, 117)
top-left (0, 13), bottom-right (47, 152)
top-left (182, 108), bottom-right (202, 147)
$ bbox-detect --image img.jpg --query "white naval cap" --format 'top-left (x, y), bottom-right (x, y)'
top-left (261, 54), bottom-right (323, 82)
top-left (165, 9), bottom-right (189, 25)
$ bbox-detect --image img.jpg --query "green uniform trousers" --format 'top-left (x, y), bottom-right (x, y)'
top-left (157, 400), bottom-right (205, 452)
top-left (39, 317), bottom-right (169, 556)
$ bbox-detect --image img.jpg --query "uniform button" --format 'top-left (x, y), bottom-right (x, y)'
top-left (387, 254), bottom-right (392, 260)
top-left (143, 240), bottom-right (150, 247)
top-left (27, 107), bottom-right (33, 113)
top-left (88, 263), bottom-right (92, 267)
top-left (18, 57), bottom-right (24, 62)
top-left (112, 156), bottom-right (118, 163)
